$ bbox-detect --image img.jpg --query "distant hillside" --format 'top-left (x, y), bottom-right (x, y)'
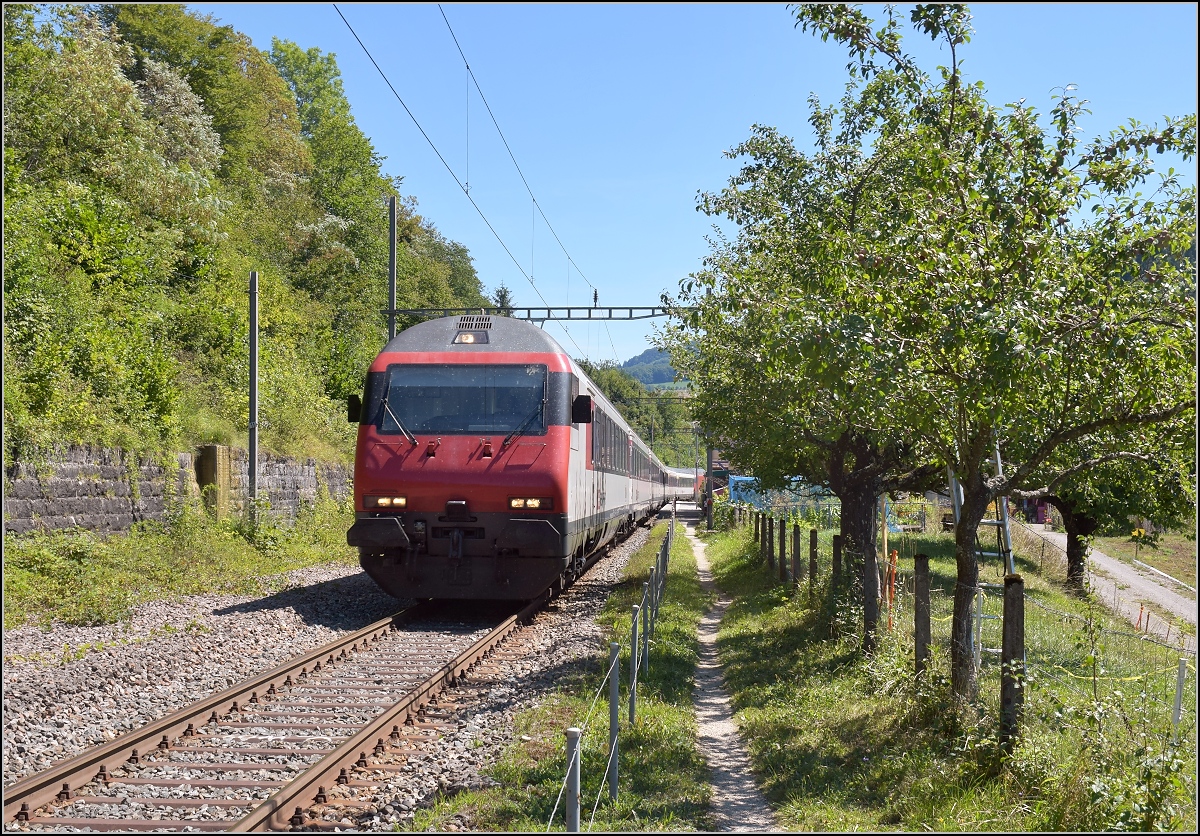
top-left (622, 348), bottom-right (679, 385)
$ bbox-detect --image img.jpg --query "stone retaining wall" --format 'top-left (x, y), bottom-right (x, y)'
top-left (227, 448), bottom-right (352, 518)
top-left (4, 446), bottom-right (352, 536)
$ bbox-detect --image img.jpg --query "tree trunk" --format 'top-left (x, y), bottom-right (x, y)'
top-left (951, 486), bottom-right (988, 702)
top-left (1046, 496), bottom-right (1097, 594)
top-left (840, 482), bottom-right (880, 653)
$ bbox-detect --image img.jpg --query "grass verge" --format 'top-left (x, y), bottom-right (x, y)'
top-left (699, 519), bottom-right (1197, 832)
top-left (3, 495), bottom-right (358, 631)
top-left (407, 519), bottom-right (716, 832)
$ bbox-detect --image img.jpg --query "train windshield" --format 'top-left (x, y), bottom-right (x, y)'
top-left (377, 364), bottom-right (547, 435)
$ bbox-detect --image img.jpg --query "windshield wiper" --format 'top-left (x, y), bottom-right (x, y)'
top-left (382, 397), bottom-right (418, 446)
top-left (502, 405), bottom-right (543, 448)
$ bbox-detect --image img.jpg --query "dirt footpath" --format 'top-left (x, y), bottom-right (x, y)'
top-left (683, 512), bottom-right (777, 832)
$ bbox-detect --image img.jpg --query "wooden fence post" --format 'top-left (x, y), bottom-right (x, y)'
top-left (767, 517), bottom-right (775, 572)
top-left (754, 512), bottom-right (760, 542)
top-left (832, 534), bottom-right (842, 590)
top-left (809, 528), bottom-right (818, 592)
top-left (1000, 573), bottom-right (1025, 753)
top-left (792, 523), bottom-right (803, 587)
top-left (762, 513), bottom-right (769, 564)
top-left (779, 516), bottom-right (788, 582)
top-left (914, 553), bottom-right (930, 677)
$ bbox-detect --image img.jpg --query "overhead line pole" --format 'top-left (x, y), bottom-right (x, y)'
top-left (388, 195), bottom-right (397, 341)
top-left (248, 270), bottom-right (258, 523)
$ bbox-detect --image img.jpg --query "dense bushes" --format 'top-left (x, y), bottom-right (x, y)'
top-left (3, 4), bottom-right (490, 465)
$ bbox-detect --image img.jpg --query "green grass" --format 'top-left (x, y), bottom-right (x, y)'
top-left (699, 519), bottom-right (1197, 832)
top-left (1091, 532), bottom-right (1197, 594)
top-left (2, 495), bottom-right (359, 631)
top-left (407, 520), bottom-right (716, 832)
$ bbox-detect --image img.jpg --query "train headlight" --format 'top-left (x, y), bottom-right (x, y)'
top-left (510, 497), bottom-right (552, 510)
top-left (365, 496), bottom-right (407, 509)
top-left (453, 331), bottom-right (489, 344)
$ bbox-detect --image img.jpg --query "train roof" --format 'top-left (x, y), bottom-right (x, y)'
top-left (382, 315), bottom-right (568, 355)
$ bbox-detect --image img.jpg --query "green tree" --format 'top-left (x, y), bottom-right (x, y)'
top-left (3, 6), bottom-right (223, 454)
top-left (665, 266), bottom-right (938, 652)
top-left (671, 3), bottom-right (1195, 699)
top-left (101, 4), bottom-right (310, 192)
top-left (790, 4), bottom-right (1194, 700)
top-left (491, 283), bottom-right (516, 315)
top-left (576, 360), bottom-right (694, 468)
top-left (1017, 420), bottom-right (1195, 592)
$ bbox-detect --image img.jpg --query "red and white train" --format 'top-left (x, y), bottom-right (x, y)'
top-left (347, 314), bottom-right (697, 600)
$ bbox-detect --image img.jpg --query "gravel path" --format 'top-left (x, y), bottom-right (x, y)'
top-left (1029, 528), bottom-right (1196, 652)
top-left (683, 512), bottom-right (776, 833)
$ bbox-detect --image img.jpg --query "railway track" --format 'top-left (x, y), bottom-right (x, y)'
top-left (3, 597), bottom-right (543, 832)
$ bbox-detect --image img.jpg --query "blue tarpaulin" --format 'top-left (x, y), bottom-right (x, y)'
top-left (727, 475), bottom-right (837, 512)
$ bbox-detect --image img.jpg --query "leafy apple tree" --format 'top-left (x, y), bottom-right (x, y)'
top-left (668, 3), bottom-right (1195, 700)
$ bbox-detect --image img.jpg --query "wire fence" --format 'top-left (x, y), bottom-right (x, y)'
top-left (733, 502), bottom-right (1196, 751)
top-left (872, 545), bottom-right (1198, 749)
top-left (545, 516), bottom-right (675, 832)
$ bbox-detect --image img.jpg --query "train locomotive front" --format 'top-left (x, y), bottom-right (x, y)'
top-left (346, 314), bottom-right (669, 600)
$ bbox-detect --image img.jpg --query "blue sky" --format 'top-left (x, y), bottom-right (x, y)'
top-left (189, 3), bottom-right (1198, 365)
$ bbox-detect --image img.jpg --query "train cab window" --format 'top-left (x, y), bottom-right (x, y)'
top-left (373, 364), bottom-right (547, 435)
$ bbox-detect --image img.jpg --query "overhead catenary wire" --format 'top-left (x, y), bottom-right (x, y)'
top-left (438, 4), bottom-right (597, 295)
top-left (332, 4), bottom-right (589, 359)
top-left (437, 4), bottom-right (623, 365)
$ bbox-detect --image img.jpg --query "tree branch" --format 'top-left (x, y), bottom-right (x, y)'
top-left (1009, 451), bottom-right (1154, 499)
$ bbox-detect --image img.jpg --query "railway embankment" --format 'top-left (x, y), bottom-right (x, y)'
top-left (694, 517), bottom-right (1197, 832)
top-left (2, 517), bottom-right (717, 832)
top-left (2, 562), bottom-right (400, 790)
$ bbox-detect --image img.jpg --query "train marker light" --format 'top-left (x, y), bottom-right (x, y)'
top-left (481, 439), bottom-right (494, 458)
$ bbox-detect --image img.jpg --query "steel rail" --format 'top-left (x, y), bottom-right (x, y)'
top-left (6, 522), bottom-right (631, 829)
top-left (236, 592), bottom-right (547, 831)
top-left (2, 605), bottom-right (430, 823)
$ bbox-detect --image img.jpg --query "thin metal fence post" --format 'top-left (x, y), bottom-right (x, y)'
top-left (629, 605), bottom-right (640, 725)
top-left (648, 567), bottom-right (657, 638)
top-left (974, 586), bottom-right (983, 675)
top-left (641, 583), bottom-right (650, 672)
top-left (1173, 657), bottom-right (1187, 743)
top-left (608, 643), bottom-right (619, 801)
top-left (565, 727), bottom-right (581, 832)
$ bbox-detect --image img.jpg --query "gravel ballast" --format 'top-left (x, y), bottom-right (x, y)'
top-left (3, 523), bottom-right (659, 831)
